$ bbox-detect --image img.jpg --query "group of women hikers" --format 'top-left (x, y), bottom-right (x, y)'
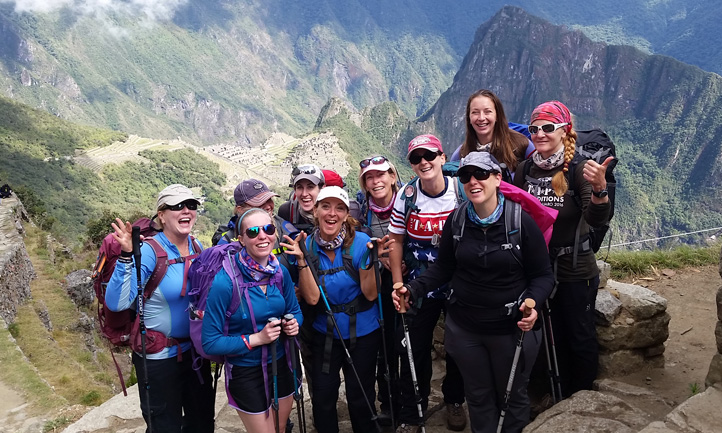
top-left (106, 94), bottom-right (612, 433)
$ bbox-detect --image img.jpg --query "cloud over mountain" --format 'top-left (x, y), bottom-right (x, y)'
top-left (1, 0), bottom-right (187, 21)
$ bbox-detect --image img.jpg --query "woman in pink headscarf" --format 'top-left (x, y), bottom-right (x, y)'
top-left (513, 101), bottom-right (612, 398)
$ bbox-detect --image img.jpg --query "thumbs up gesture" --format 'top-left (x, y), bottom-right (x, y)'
top-left (583, 156), bottom-right (613, 193)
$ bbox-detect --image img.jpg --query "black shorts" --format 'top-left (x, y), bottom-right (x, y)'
top-left (228, 356), bottom-right (296, 414)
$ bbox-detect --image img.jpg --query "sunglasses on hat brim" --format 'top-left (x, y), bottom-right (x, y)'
top-left (359, 156), bottom-right (388, 169)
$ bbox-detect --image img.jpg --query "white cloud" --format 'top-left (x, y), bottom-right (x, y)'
top-left (1, 0), bottom-right (189, 21)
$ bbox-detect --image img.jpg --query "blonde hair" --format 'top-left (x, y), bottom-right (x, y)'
top-left (551, 130), bottom-right (577, 197)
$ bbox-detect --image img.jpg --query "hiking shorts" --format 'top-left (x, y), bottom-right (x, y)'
top-left (228, 356), bottom-right (295, 414)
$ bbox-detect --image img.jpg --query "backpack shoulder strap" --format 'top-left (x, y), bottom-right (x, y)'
top-left (342, 242), bottom-right (360, 284)
top-left (451, 176), bottom-right (466, 206)
top-left (504, 199), bottom-right (523, 267)
top-left (402, 178), bottom-right (420, 225)
top-left (142, 237), bottom-right (167, 298)
top-left (452, 201), bottom-right (470, 254)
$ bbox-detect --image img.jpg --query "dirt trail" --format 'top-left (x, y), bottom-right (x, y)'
top-left (612, 264), bottom-right (719, 407)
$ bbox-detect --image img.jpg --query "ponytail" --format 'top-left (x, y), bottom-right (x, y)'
top-left (551, 130), bottom-right (577, 197)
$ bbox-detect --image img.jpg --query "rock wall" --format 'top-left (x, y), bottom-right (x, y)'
top-left (0, 195), bottom-right (35, 325)
top-left (704, 246), bottom-right (722, 387)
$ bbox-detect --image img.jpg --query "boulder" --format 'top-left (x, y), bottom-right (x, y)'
top-left (605, 280), bottom-right (667, 320)
top-left (705, 353), bottom-right (722, 388)
top-left (524, 390), bottom-right (651, 433)
top-left (597, 312), bottom-right (670, 351)
top-left (663, 384), bottom-right (722, 432)
top-left (716, 320), bottom-right (722, 355)
top-left (597, 260), bottom-right (611, 288)
top-left (595, 288), bottom-right (622, 326)
top-left (716, 285), bottom-right (722, 322)
top-left (599, 350), bottom-right (664, 377)
top-left (65, 269), bottom-right (94, 307)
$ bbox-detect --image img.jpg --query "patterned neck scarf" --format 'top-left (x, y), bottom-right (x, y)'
top-left (238, 248), bottom-right (280, 282)
top-left (467, 192), bottom-right (505, 227)
top-left (314, 224), bottom-right (346, 251)
top-left (369, 191), bottom-right (396, 221)
top-left (532, 146), bottom-right (565, 170)
top-left (475, 142), bottom-right (491, 152)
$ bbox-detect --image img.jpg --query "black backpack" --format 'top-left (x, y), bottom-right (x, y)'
top-left (0, 184), bottom-right (11, 198)
top-left (523, 128), bottom-right (618, 259)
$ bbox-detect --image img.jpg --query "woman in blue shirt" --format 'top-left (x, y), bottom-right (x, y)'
top-left (107, 183), bottom-right (214, 433)
top-left (202, 208), bottom-right (302, 433)
top-left (282, 186), bottom-right (391, 433)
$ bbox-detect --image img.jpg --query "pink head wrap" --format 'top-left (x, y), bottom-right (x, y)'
top-left (530, 101), bottom-right (572, 133)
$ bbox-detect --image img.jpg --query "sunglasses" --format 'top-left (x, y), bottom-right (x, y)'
top-left (163, 200), bottom-right (198, 211)
top-left (245, 224), bottom-right (276, 239)
top-left (408, 150), bottom-right (441, 165)
top-left (292, 165), bottom-right (318, 176)
top-left (359, 156), bottom-right (388, 169)
top-left (528, 122), bottom-right (568, 135)
top-left (458, 169), bottom-right (494, 184)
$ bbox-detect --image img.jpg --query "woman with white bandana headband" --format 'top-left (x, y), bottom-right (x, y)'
top-left (393, 152), bottom-right (554, 433)
top-left (513, 100), bottom-right (611, 398)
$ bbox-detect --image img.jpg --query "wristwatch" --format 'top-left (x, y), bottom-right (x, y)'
top-left (592, 188), bottom-right (609, 198)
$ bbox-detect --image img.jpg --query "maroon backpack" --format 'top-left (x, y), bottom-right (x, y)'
top-left (91, 217), bottom-right (201, 395)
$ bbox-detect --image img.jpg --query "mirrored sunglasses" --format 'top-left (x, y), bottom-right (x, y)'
top-left (528, 122), bottom-right (568, 135)
top-left (408, 150), bottom-right (441, 165)
top-left (245, 223), bottom-right (276, 239)
top-left (359, 156), bottom-right (388, 169)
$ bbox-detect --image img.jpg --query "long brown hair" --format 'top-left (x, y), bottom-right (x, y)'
top-left (461, 89), bottom-right (526, 172)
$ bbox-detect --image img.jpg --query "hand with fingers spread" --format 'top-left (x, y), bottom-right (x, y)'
top-left (366, 234), bottom-right (395, 257)
top-left (280, 232), bottom-right (308, 263)
top-left (583, 156), bottom-right (614, 195)
top-left (110, 218), bottom-right (143, 253)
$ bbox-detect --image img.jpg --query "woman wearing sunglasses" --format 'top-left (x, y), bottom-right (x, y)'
top-left (394, 152), bottom-right (554, 433)
top-left (106, 184), bottom-right (215, 433)
top-left (202, 208), bottom-right (302, 433)
top-left (388, 135), bottom-right (467, 433)
top-left (357, 154), bottom-right (401, 423)
top-left (452, 89), bottom-right (534, 182)
top-left (281, 186), bottom-right (392, 433)
top-left (513, 101), bottom-right (611, 398)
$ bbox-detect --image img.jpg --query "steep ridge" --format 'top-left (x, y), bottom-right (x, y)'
top-left (420, 6), bottom-right (722, 242)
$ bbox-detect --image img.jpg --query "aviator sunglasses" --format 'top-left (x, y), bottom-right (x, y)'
top-left (164, 200), bottom-right (199, 211)
top-left (528, 122), bottom-right (568, 135)
top-left (458, 169), bottom-right (493, 184)
top-left (245, 224), bottom-right (276, 239)
top-left (359, 156), bottom-right (388, 169)
top-left (408, 150), bottom-right (441, 165)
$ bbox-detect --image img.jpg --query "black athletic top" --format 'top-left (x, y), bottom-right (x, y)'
top-left (406, 205), bottom-right (554, 334)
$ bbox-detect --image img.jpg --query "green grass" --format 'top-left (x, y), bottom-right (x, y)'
top-left (601, 243), bottom-right (721, 280)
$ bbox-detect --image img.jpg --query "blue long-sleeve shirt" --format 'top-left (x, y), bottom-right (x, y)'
top-left (105, 232), bottom-right (201, 359)
top-left (201, 259), bottom-right (302, 367)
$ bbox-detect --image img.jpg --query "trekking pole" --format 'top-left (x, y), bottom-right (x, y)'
top-left (497, 299), bottom-right (536, 433)
top-left (543, 299), bottom-right (563, 403)
top-left (393, 282), bottom-right (425, 433)
top-left (284, 313), bottom-right (307, 433)
top-left (298, 241), bottom-right (381, 432)
top-left (269, 317), bottom-right (281, 433)
top-left (369, 237), bottom-right (396, 429)
top-left (132, 226), bottom-right (153, 433)
top-left (539, 308), bottom-right (557, 404)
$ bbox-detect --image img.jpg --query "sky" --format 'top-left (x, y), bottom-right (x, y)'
top-left (0, 0), bottom-right (188, 21)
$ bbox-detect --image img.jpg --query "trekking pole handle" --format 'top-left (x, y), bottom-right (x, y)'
top-left (283, 313), bottom-right (294, 322)
top-left (522, 298), bottom-right (536, 318)
top-left (132, 226), bottom-right (141, 261)
top-left (368, 237), bottom-right (379, 261)
top-left (393, 282), bottom-right (407, 314)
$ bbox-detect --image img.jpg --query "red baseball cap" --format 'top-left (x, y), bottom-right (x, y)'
top-left (407, 134), bottom-right (443, 158)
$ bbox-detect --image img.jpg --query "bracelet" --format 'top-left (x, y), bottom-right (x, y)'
top-left (117, 256), bottom-right (132, 264)
top-left (242, 334), bottom-right (253, 351)
top-left (297, 264), bottom-right (308, 270)
top-left (120, 250), bottom-right (133, 258)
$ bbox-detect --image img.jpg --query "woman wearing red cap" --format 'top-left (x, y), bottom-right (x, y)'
top-left (513, 101), bottom-right (611, 398)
